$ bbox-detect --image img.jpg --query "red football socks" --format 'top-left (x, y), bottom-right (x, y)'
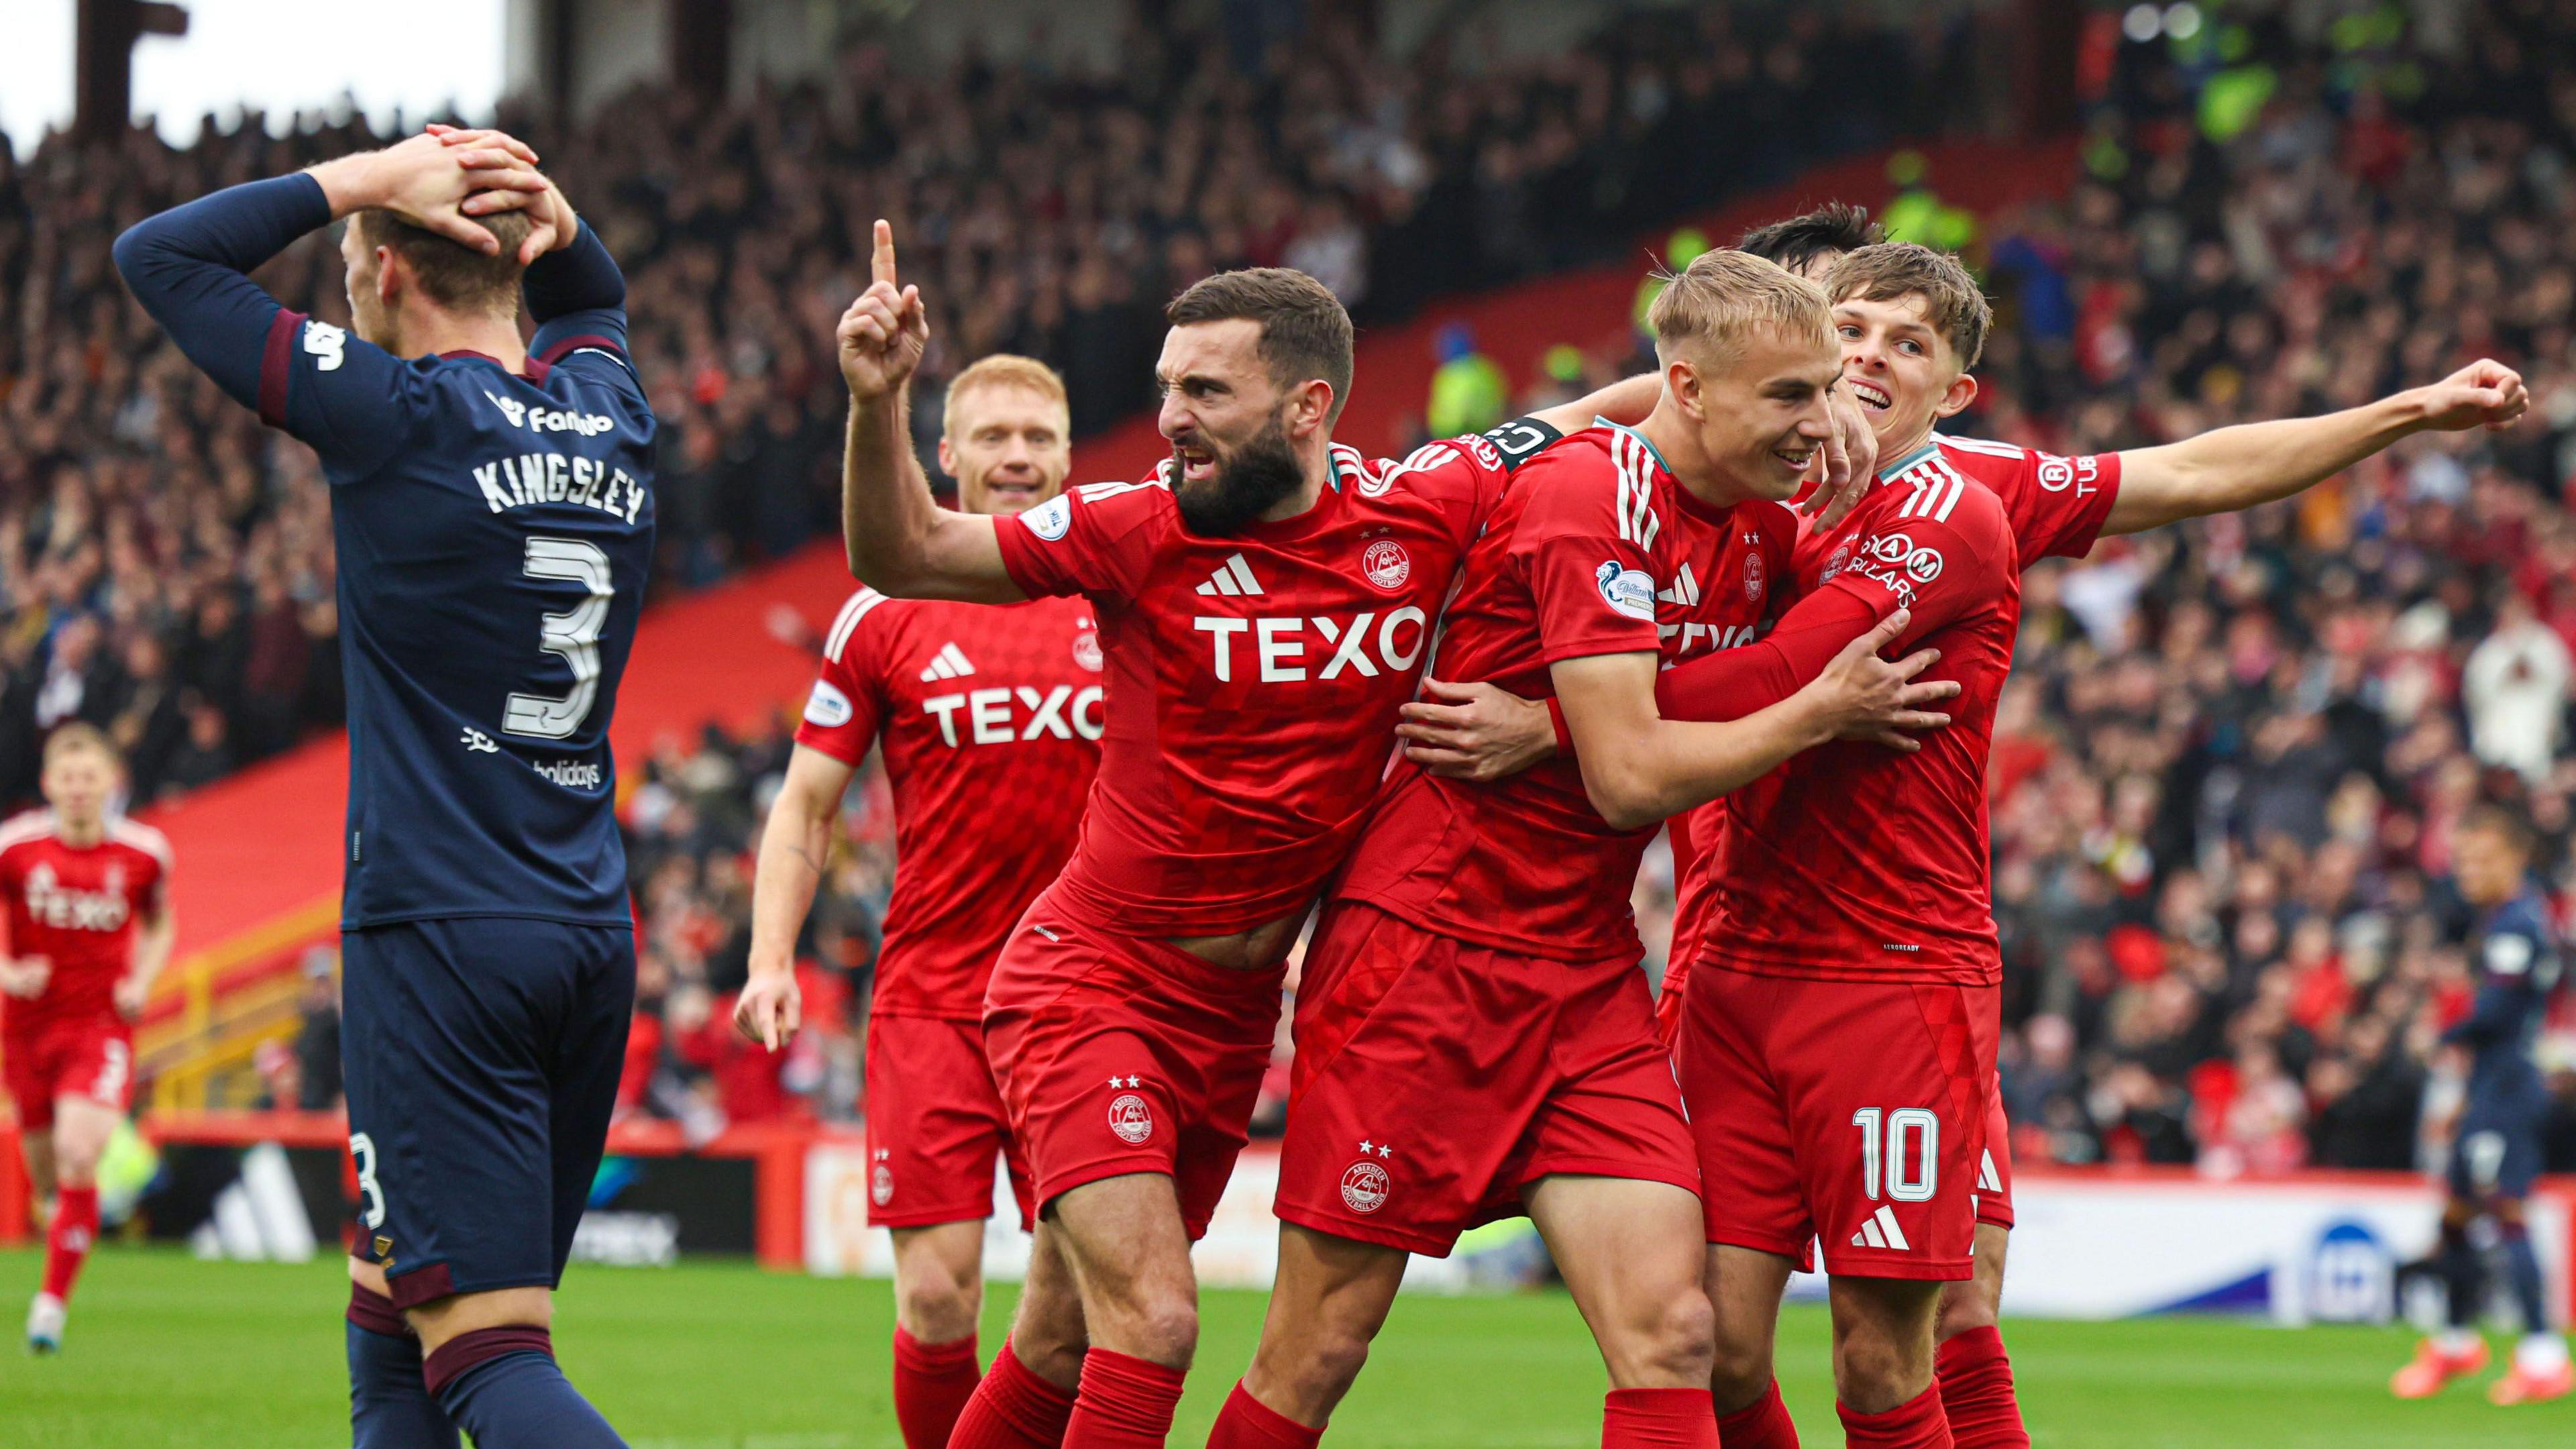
top-left (1935, 1327), bottom-right (2030, 1449)
top-left (1204, 1382), bottom-right (1322, 1448)
top-left (1838, 1383), bottom-right (1953, 1449)
top-left (949, 1338), bottom-right (1079, 1449)
top-left (1602, 1387), bottom-right (1719, 1448)
top-left (892, 1326), bottom-right (983, 1449)
top-left (41, 1183), bottom-right (99, 1302)
top-left (1716, 1381), bottom-right (1801, 1449)
top-left (1062, 1348), bottom-right (1187, 1448)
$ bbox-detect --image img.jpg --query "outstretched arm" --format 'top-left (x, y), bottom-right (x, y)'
top-left (838, 221), bottom-right (1023, 602)
top-left (2103, 360), bottom-right (2528, 536)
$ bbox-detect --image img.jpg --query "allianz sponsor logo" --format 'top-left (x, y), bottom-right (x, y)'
top-left (486, 389), bottom-right (616, 437)
top-left (531, 756), bottom-right (605, 791)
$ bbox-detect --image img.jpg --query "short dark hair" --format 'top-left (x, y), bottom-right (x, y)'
top-left (351, 209), bottom-right (532, 317)
top-left (1165, 268), bottom-right (1356, 425)
top-left (2459, 802), bottom-right (2536, 858)
top-left (1737, 204), bottom-right (1880, 275)
top-left (1825, 242), bottom-right (1993, 372)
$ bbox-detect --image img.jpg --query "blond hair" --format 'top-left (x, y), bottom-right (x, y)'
top-left (43, 720), bottom-right (121, 771)
top-left (1824, 243), bottom-right (1993, 372)
top-left (942, 354), bottom-right (1071, 440)
top-left (1646, 249), bottom-right (1834, 366)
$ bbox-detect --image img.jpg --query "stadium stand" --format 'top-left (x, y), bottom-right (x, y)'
top-left (6, 0), bottom-right (2573, 1187)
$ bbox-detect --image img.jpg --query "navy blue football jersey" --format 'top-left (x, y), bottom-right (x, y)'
top-left (2447, 888), bottom-right (2562, 1110)
top-left (116, 180), bottom-right (655, 928)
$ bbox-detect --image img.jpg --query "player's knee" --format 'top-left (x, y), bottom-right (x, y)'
top-left (1833, 1329), bottom-right (1926, 1410)
top-left (896, 1271), bottom-right (983, 1342)
top-left (1116, 1294), bottom-right (1199, 1366)
top-left (1256, 1319), bottom-right (1374, 1417)
top-left (1617, 1289), bottom-right (1717, 1386)
top-left (1707, 1324), bottom-right (1776, 1406)
top-left (1935, 1279), bottom-right (1999, 1342)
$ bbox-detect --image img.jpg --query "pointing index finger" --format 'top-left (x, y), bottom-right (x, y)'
top-left (873, 219), bottom-right (898, 290)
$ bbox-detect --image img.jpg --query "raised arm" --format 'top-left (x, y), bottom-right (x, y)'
top-left (2103, 359), bottom-right (2528, 536)
top-left (115, 134), bottom-right (547, 394)
top-left (1524, 372), bottom-right (1872, 524)
top-left (838, 221), bottom-right (1024, 602)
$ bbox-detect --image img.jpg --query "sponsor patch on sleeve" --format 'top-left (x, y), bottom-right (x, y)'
top-left (803, 679), bottom-right (854, 728)
top-left (1595, 560), bottom-right (1656, 621)
top-left (1025, 494), bottom-right (1073, 541)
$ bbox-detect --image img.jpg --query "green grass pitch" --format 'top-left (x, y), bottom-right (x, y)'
top-left (1, 1247), bottom-right (2569, 1446)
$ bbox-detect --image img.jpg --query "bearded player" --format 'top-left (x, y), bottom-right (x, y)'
top-left (733, 354), bottom-right (1102, 1449)
top-left (119, 127), bottom-right (652, 1448)
top-left (832, 221), bottom-right (1771, 1448)
top-left (3, 724), bottom-right (174, 1353)
top-left (1209, 252), bottom-right (1957, 1449)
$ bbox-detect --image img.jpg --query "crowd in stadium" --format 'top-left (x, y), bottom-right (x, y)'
top-left (7, 1), bottom-right (2573, 1182)
top-left (0, 4), bottom-right (1956, 811)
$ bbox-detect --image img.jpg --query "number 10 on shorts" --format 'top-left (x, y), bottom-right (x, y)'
top-left (1851, 1108), bottom-right (1938, 1202)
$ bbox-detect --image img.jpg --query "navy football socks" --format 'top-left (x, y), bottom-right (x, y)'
top-left (2502, 1222), bottom-right (2551, 1334)
top-left (345, 1287), bottom-right (459, 1449)
top-left (425, 1328), bottom-right (628, 1448)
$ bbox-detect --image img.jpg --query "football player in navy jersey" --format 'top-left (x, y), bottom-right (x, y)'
top-left (2393, 804), bottom-right (2571, 1406)
top-left (115, 127), bottom-right (651, 1448)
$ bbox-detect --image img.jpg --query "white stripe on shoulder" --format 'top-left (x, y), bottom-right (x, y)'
top-left (109, 817), bottom-right (174, 866)
top-left (0, 810), bottom-right (54, 851)
top-left (1933, 433), bottom-right (2029, 459)
top-left (824, 589), bottom-right (893, 663)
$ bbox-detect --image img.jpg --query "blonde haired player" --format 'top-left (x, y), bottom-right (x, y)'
top-left (736, 355), bottom-right (1102, 1449)
top-left (2, 724), bottom-right (174, 1352)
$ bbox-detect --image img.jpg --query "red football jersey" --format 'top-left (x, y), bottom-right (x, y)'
top-left (991, 439), bottom-right (1513, 935)
top-left (1917, 433), bottom-right (2122, 566)
top-left (794, 589), bottom-right (1103, 1019)
top-left (1686, 449), bottom-right (2019, 986)
top-left (1334, 423), bottom-right (1796, 962)
top-left (1662, 432), bottom-right (2121, 978)
top-left (0, 812), bottom-right (171, 1036)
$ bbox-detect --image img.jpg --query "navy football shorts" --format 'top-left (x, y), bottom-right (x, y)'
top-left (341, 916), bottom-right (635, 1309)
top-left (2447, 1099), bottom-right (2546, 1202)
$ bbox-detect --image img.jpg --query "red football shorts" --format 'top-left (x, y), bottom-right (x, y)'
top-left (1678, 961), bottom-right (1997, 1281)
top-left (1275, 902), bottom-right (1699, 1256)
top-left (862, 1012), bottom-right (1034, 1231)
top-left (3, 1018), bottom-right (135, 1132)
top-left (983, 902), bottom-right (1283, 1241)
top-left (1977, 1078), bottom-right (2013, 1230)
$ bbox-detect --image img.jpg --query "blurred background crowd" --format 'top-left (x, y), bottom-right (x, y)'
top-left (12, 0), bottom-right (2576, 1181)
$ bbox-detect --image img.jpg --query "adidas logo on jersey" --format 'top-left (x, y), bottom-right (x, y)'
top-left (1656, 562), bottom-right (1703, 606)
top-left (1850, 1205), bottom-right (1911, 1251)
top-left (918, 643), bottom-right (976, 682)
top-left (1195, 553), bottom-right (1264, 596)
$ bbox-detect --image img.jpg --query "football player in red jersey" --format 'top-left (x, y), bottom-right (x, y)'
top-left (733, 354), bottom-right (1100, 1449)
top-left (832, 222), bottom-right (1778, 1449)
top-left (1207, 252), bottom-right (1958, 1449)
top-left (1, 724), bottom-right (174, 1352)
top-left (1423, 215), bottom-right (2532, 1449)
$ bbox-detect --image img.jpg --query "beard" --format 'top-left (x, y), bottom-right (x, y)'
top-left (1173, 415), bottom-right (1305, 537)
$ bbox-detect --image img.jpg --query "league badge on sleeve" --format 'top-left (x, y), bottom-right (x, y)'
top-left (804, 679), bottom-right (854, 728)
top-left (1595, 559), bottom-right (1656, 621)
top-left (1026, 494), bottom-right (1073, 541)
